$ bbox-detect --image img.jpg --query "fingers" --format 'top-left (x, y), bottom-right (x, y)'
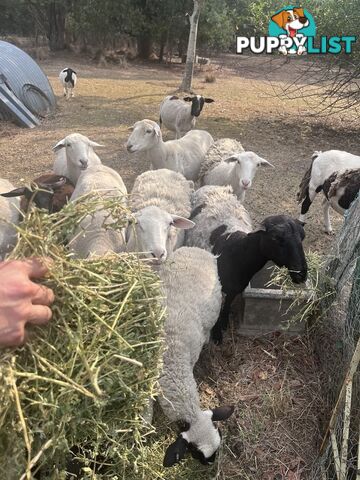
top-left (21, 257), bottom-right (53, 279)
top-left (31, 284), bottom-right (55, 306)
top-left (27, 305), bottom-right (53, 325)
top-left (0, 323), bottom-right (25, 348)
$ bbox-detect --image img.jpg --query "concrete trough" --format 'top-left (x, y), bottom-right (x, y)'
top-left (233, 262), bottom-right (310, 336)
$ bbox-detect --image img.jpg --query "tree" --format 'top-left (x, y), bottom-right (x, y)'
top-left (180, 0), bottom-right (202, 92)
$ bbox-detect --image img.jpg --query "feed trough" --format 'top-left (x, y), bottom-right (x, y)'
top-left (235, 262), bottom-right (310, 336)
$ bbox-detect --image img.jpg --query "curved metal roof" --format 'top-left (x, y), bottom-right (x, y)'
top-left (0, 40), bottom-right (56, 122)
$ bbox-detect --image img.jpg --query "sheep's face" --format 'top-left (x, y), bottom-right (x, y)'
top-left (163, 406), bottom-right (234, 468)
top-left (126, 206), bottom-right (194, 264)
top-left (126, 120), bottom-right (161, 153)
top-left (257, 215), bottom-right (308, 284)
top-left (53, 133), bottom-right (104, 172)
top-left (226, 152), bottom-right (274, 193)
top-left (183, 95), bottom-right (214, 117)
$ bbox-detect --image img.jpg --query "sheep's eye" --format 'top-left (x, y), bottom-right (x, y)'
top-left (146, 129), bottom-right (152, 134)
top-left (169, 220), bottom-right (174, 226)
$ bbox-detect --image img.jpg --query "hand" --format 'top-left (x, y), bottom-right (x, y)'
top-left (0, 258), bottom-right (55, 348)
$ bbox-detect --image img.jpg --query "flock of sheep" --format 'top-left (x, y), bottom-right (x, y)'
top-left (0, 70), bottom-right (359, 469)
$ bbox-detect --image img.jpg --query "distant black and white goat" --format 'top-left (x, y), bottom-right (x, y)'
top-left (297, 150), bottom-right (360, 233)
top-left (59, 68), bottom-right (77, 99)
top-left (186, 186), bottom-right (308, 344)
top-left (159, 95), bottom-right (214, 138)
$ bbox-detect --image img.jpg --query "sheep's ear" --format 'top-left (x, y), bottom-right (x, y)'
top-left (252, 223), bottom-right (267, 233)
top-left (183, 96), bottom-right (193, 102)
top-left (88, 140), bottom-right (105, 148)
top-left (1, 187), bottom-right (27, 198)
top-left (295, 219), bottom-right (306, 240)
top-left (204, 97), bottom-right (214, 103)
top-left (153, 125), bottom-right (161, 137)
top-left (163, 435), bottom-right (188, 467)
top-left (210, 405), bottom-right (235, 421)
top-left (38, 177), bottom-right (66, 190)
top-left (258, 157), bottom-right (274, 167)
top-left (224, 156), bottom-right (238, 163)
top-left (53, 139), bottom-right (66, 152)
top-left (171, 215), bottom-right (195, 230)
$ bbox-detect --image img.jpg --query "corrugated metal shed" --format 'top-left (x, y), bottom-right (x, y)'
top-left (0, 40), bottom-right (56, 126)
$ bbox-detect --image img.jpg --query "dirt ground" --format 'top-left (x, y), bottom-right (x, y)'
top-left (1, 52), bottom-right (358, 479)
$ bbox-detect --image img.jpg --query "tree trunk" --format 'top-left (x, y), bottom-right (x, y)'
top-left (180, 0), bottom-right (201, 92)
top-left (138, 33), bottom-right (152, 60)
top-left (47, 1), bottom-right (66, 51)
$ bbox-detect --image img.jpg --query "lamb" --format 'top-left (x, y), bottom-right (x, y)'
top-left (159, 95), bottom-right (214, 138)
top-left (53, 133), bottom-right (103, 185)
top-left (199, 138), bottom-right (274, 202)
top-left (297, 150), bottom-right (360, 233)
top-left (0, 179), bottom-right (20, 259)
top-left (59, 67), bottom-right (77, 99)
top-left (1, 174), bottom-right (74, 214)
top-left (323, 168), bottom-right (360, 216)
top-left (158, 246), bottom-right (234, 467)
top-left (186, 186), bottom-right (308, 343)
top-left (126, 169), bottom-right (194, 263)
top-left (69, 165), bottom-right (127, 258)
top-left (126, 119), bottom-right (213, 181)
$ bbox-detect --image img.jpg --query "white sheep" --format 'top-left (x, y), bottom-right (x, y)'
top-left (126, 169), bottom-right (194, 263)
top-left (69, 165), bottom-right (127, 258)
top-left (0, 179), bottom-right (20, 259)
top-left (53, 133), bottom-right (103, 185)
top-left (59, 68), bottom-right (77, 99)
top-left (126, 119), bottom-right (213, 181)
top-left (159, 246), bottom-right (234, 467)
top-left (159, 95), bottom-right (214, 138)
top-left (199, 138), bottom-right (274, 202)
top-left (186, 185), bottom-right (252, 251)
top-left (298, 150), bottom-right (360, 233)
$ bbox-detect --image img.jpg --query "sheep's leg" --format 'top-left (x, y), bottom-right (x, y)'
top-left (71, 87), bottom-right (75, 98)
top-left (323, 197), bottom-right (333, 234)
top-left (63, 86), bottom-right (67, 97)
top-left (299, 185), bottom-right (316, 223)
top-left (211, 292), bottom-right (236, 345)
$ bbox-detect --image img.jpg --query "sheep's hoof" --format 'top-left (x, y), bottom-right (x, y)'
top-left (325, 229), bottom-right (334, 236)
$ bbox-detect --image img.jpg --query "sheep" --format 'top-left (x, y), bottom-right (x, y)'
top-left (59, 67), bottom-right (77, 99)
top-left (126, 119), bottom-right (213, 181)
top-left (0, 179), bottom-right (20, 259)
top-left (186, 186), bottom-right (308, 344)
top-left (126, 169), bottom-right (194, 263)
top-left (297, 150), bottom-right (360, 233)
top-left (186, 185), bottom-right (252, 251)
top-left (1, 174), bottom-right (74, 214)
top-left (323, 168), bottom-right (360, 216)
top-left (69, 165), bottom-right (127, 258)
top-left (158, 246), bottom-right (234, 468)
top-left (159, 95), bottom-right (214, 138)
top-left (53, 133), bottom-right (103, 185)
top-left (195, 55), bottom-right (211, 65)
top-left (199, 138), bottom-right (274, 202)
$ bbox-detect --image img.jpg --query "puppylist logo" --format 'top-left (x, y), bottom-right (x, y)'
top-left (237, 6), bottom-right (356, 55)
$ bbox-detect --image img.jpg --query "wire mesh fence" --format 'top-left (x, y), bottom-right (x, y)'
top-left (311, 196), bottom-right (360, 479)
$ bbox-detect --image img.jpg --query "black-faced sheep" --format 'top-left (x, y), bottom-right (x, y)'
top-left (186, 186), bottom-right (308, 344)
top-left (59, 67), bottom-right (77, 99)
top-left (159, 95), bottom-right (214, 138)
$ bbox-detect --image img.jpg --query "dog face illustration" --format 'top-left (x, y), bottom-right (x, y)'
top-left (271, 8), bottom-right (309, 37)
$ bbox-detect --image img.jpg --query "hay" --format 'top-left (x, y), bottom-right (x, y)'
top-left (266, 250), bottom-right (335, 327)
top-left (0, 197), bottom-right (167, 479)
